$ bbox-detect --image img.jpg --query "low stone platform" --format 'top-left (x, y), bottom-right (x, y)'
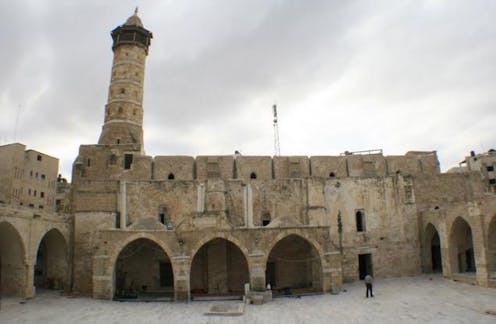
top-left (204, 303), bottom-right (245, 316)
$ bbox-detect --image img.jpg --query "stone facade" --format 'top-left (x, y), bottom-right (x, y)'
top-left (0, 143), bottom-right (58, 212)
top-left (1, 11), bottom-right (496, 302)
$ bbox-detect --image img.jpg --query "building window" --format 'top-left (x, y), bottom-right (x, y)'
top-left (489, 179), bottom-right (496, 185)
top-left (487, 165), bottom-right (495, 172)
top-left (30, 170), bottom-right (33, 177)
top-left (35, 172), bottom-right (38, 178)
top-left (356, 210), bottom-right (366, 232)
top-left (34, 190), bottom-right (37, 197)
top-left (329, 172), bottom-right (336, 178)
top-left (109, 154), bottom-right (117, 165)
top-left (168, 173), bottom-right (175, 180)
top-left (159, 207), bottom-right (173, 230)
top-left (40, 192), bottom-right (45, 198)
top-left (87, 158), bottom-right (91, 167)
top-left (28, 189), bottom-right (32, 195)
top-left (262, 212), bottom-right (271, 226)
top-left (41, 174), bottom-right (46, 180)
top-left (37, 154), bottom-right (42, 161)
top-left (115, 212), bottom-right (121, 229)
top-left (124, 154), bottom-right (133, 169)
top-left (250, 172), bottom-right (257, 179)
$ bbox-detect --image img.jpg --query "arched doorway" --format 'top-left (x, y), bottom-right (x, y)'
top-left (431, 232), bottom-right (442, 272)
top-left (266, 235), bottom-right (322, 296)
top-left (424, 224), bottom-right (442, 273)
top-left (190, 238), bottom-right (249, 299)
top-left (0, 222), bottom-right (25, 296)
top-left (450, 217), bottom-right (476, 273)
top-left (34, 228), bottom-right (68, 291)
top-left (488, 217), bottom-right (496, 278)
top-left (114, 238), bottom-right (173, 301)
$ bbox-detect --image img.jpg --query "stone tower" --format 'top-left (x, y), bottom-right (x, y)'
top-left (97, 9), bottom-right (152, 153)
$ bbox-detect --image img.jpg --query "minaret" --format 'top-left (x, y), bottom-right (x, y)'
top-left (98, 9), bottom-right (152, 153)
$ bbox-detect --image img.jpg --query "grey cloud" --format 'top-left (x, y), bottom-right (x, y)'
top-left (0, 0), bottom-right (495, 179)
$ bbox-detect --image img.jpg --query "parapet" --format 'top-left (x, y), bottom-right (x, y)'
top-left (153, 156), bottom-right (195, 180)
top-left (72, 145), bottom-right (441, 183)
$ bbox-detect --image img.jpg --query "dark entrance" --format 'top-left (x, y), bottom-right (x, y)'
top-left (266, 262), bottom-right (276, 287)
top-left (190, 238), bottom-right (249, 298)
top-left (266, 235), bottom-right (322, 295)
top-left (114, 238), bottom-right (173, 300)
top-left (358, 253), bottom-right (373, 280)
top-left (431, 232), bottom-right (442, 272)
top-left (34, 229), bottom-right (68, 291)
top-left (160, 262), bottom-right (174, 287)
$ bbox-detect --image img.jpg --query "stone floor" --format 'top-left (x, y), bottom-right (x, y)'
top-left (1, 275), bottom-right (496, 323)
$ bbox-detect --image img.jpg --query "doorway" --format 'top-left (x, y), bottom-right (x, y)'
top-left (431, 232), bottom-right (442, 272)
top-left (358, 254), bottom-right (373, 280)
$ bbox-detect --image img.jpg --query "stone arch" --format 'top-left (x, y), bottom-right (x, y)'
top-left (262, 231), bottom-right (325, 267)
top-left (264, 233), bottom-right (324, 295)
top-left (189, 233), bottom-right (251, 270)
top-left (488, 215), bottom-right (496, 277)
top-left (190, 236), bottom-right (250, 297)
top-left (113, 237), bottom-right (175, 300)
top-left (424, 223), bottom-right (442, 273)
top-left (449, 217), bottom-right (476, 273)
top-left (0, 221), bottom-right (27, 296)
top-left (33, 228), bottom-right (69, 291)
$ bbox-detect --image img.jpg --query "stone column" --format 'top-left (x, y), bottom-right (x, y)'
top-left (24, 258), bottom-right (35, 298)
top-left (439, 221), bottom-right (452, 277)
top-left (92, 254), bottom-right (113, 299)
top-left (197, 183), bottom-right (205, 213)
top-left (119, 180), bottom-right (127, 229)
top-left (474, 214), bottom-right (489, 287)
top-left (248, 252), bottom-right (266, 291)
top-left (243, 184), bottom-right (253, 228)
top-left (323, 251), bottom-right (343, 293)
top-left (172, 255), bottom-right (191, 301)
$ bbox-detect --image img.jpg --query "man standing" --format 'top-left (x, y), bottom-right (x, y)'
top-left (364, 274), bottom-right (374, 298)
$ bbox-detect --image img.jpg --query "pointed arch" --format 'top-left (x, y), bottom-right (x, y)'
top-left (0, 221), bottom-right (27, 296)
top-left (424, 223), bottom-right (442, 273)
top-left (449, 217), bottom-right (476, 273)
top-left (190, 237), bottom-right (249, 297)
top-left (265, 233), bottom-right (323, 294)
top-left (113, 237), bottom-right (174, 300)
top-left (34, 228), bottom-right (69, 291)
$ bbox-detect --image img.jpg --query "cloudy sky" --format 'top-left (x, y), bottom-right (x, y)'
top-left (1, 0), bottom-right (495, 179)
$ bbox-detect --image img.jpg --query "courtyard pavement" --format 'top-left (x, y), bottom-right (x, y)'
top-left (1, 275), bottom-right (495, 323)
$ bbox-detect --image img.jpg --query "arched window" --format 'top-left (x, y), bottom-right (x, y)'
top-left (356, 210), bottom-right (366, 232)
top-left (167, 173), bottom-right (175, 180)
top-left (250, 172), bottom-right (257, 179)
top-left (329, 172), bottom-right (336, 178)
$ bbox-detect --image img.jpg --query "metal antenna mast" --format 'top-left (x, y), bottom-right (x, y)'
top-left (273, 104), bottom-right (281, 156)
